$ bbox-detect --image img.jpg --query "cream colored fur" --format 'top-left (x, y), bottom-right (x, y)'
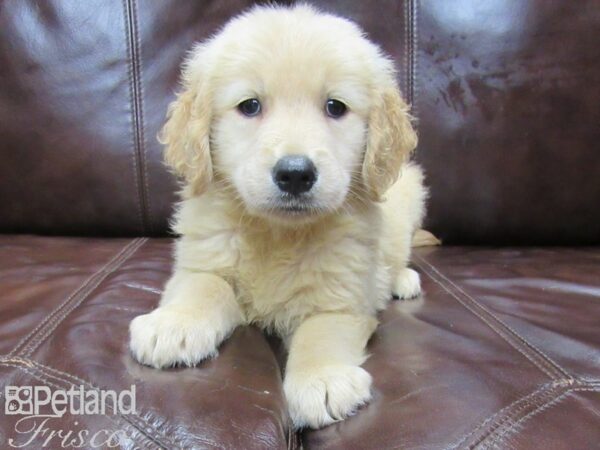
top-left (130, 4), bottom-right (431, 429)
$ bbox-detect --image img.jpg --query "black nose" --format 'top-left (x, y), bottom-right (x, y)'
top-left (272, 155), bottom-right (317, 195)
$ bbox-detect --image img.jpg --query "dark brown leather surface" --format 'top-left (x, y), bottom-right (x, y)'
top-left (0, 236), bottom-right (290, 449)
top-left (2, 0), bottom-right (599, 244)
top-left (303, 246), bottom-right (600, 449)
top-left (415, 0), bottom-right (600, 245)
top-left (1, 236), bottom-right (598, 449)
top-left (0, 0), bottom-right (259, 236)
top-left (1, 1), bottom-right (599, 448)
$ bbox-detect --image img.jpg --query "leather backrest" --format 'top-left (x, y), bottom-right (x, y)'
top-left (0, 0), bottom-right (259, 236)
top-left (413, 0), bottom-right (600, 244)
top-left (1, 0), bottom-right (599, 243)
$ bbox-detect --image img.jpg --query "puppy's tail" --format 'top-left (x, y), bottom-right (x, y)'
top-left (412, 229), bottom-right (441, 247)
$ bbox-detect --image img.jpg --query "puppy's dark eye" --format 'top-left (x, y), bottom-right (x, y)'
top-left (238, 98), bottom-right (261, 117)
top-left (325, 99), bottom-right (347, 118)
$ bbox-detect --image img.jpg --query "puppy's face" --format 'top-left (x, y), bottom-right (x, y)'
top-left (211, 31), bottom-right (371, 222)
top-left (161, 6), bottom-right (417, 224)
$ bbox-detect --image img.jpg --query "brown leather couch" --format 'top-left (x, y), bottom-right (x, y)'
top-left (1, 1), bottom-right (599, 449)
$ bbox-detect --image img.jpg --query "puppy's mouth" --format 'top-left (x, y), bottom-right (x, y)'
top-left (273, 203), bottom-right (316, 216)
top-left (268, 196), bottom-right (323, 218)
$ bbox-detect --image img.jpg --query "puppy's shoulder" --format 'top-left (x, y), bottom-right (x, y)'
top-left (172, 190), bottom-right (235, 237)
top-left (171, 192), bottom-right (242, 273)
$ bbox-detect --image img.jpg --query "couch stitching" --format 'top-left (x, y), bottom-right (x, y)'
top-left (414, 257), bottom-right (558, 379)
top-left (417, 254), bottom-right (572, 378)
top-left (7, 239), bottom-right (143, 358)
top-left (479, 392), bottom-right (569, 450)
top-left (449, 382), bottom-right (555, 449)
top-left (410, 0), bottom-right (418, 116)
top-left (0, 361), bottom-right (167, 450)
top-left (580, 377), bottom-right (600, 384)
top-left (122, 0), bottom-right (144, 234)
top-left (414, 254), bottom-right (570, 379)
top-left (403, 0), bottom-right (409, 99)
top-left (403, 0), bottom-right (417, 107)
top-left (477, 386), bottom-right (600, 450)
top-left (123, 0), bottom-right (150, 235)
top-left (467, 384), bottom-right (562, 449)
top-left (451, 380), bottom-right (599, 450)
top-left (17, 238), bottom-right (147, 358)
top-left (130, 0), bottom-right (152, 234)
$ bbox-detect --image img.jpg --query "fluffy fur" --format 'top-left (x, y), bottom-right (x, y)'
top-left (130, 4), bottom-right (430, 429)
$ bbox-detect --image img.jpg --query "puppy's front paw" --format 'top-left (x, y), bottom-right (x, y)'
top-left (129, 306), bottom-right (221, 369)
top-left (393, 268), bottom-right (421, 300)
top-left (284, 365), bottom-right (372, 429)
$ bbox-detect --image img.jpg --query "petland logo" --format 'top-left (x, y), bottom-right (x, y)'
top-left (4, 385), bottom-right (136, 448)
top-left (5, 385), bottom-right (136, 417)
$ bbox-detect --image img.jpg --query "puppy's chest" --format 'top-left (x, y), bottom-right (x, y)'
top-left (230, 225), bottom-right (378, 328)
top-left (234, 232), bottom-right (327, 304)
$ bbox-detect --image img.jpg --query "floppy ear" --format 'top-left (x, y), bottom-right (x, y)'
top-left (159, 60), bottom-right (213, 196)
top-left (362, 82), bottom-right (418, 201)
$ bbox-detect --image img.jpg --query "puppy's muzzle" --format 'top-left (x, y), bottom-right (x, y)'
top-left (272, 155), bottom-right (317, 196)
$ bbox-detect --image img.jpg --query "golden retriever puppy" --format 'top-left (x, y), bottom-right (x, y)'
top-left (130, 4), bottom-right (428, 429)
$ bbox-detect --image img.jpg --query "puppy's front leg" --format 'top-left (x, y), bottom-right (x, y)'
top-left (284, 313), bottom-right (377, 429)
top-left (129, 271), bottom-right (243, 368)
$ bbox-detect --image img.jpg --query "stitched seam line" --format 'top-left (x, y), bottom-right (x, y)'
top-left (408, 0), bottom-right (414, 104)
top-left (453, 380), bottom-right (599, 449)
top-left (415, 254), bottom-right (572, 378)
top-left (468, 384), bottom-right (562, 449)
top-left (403, 0), bottom-right (410, 98)
top-left (414, 256), bottom-right (557, 378)
top-left (475, 389), bottom-right (561, 450)
top-left (16, 239), bottom-right (147, 358)
top-left (404, 0), bottom-right (416, 106)
top-left (450, 383), bottom-right (556, 449)
top-left (479, 393), bottom-right (569, 450)
top-left (131, 0), bottom-right (152, 233)
top-left (20, 238), bottom-right (146, 357)
top-left (477, 386), bottom-right (600, 450)
top-left (413, 254), bottom-right (570, 379)
top-left (7, 240), bottom-right (134, 356)
top-left (7, 239), bottom-right (143, 358)
top-left (410, 0), bottom-right (418, 115)
top-left (123, 0), bottom-right (150, 235)
top-left (0, 360), bottom-right (167, 449)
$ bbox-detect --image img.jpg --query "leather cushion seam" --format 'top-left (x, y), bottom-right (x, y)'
top-left (123, 0), bottom-right (150, 234)
top-left (451, 380), bottom-right (600, 449)
top-left (413, 253), bottom-right (571, 379)
top-left (130, 0), bottom-right (152, 233)
top-left (477, 386), bottom-right (600, 449)
top-left (414, 256), bottom-right (558, 378)
top-left (8, 238), bottom-right (146, 358)
top-left (19, 238), bottom-right (146, 357)
top-left (450, 382), bottom-right (557, 449)
top-left (403, 0), bottom-right (410, 100)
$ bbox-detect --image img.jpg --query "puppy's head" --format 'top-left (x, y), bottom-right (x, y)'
top-left (160, 5), bottom-right (416, 223)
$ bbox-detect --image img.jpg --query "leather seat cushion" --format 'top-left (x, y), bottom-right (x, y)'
top-left (1, 236), bottom-right (598, 449)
